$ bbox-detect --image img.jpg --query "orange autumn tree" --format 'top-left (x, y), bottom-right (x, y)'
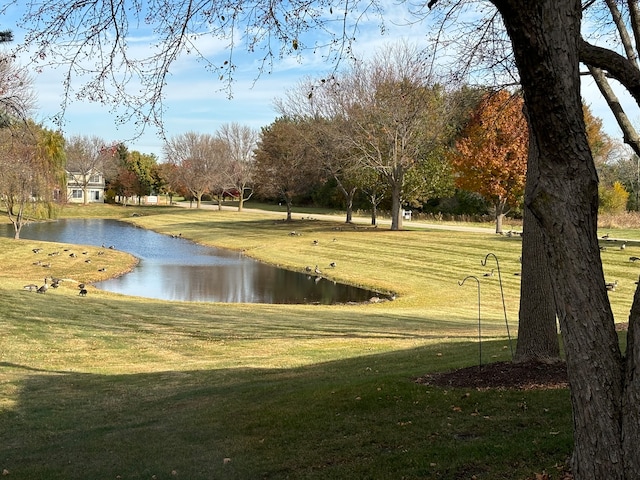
top-left (450, 90), bottom-right (528, 233)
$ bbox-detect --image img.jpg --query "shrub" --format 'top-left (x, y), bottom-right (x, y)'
top-left (599, 181), bottom-right (629, 214)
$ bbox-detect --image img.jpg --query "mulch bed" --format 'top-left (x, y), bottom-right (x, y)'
top-left (417, 322), bottom-right (630, 391)
top-left (415, 359), bottom-right (569, 390)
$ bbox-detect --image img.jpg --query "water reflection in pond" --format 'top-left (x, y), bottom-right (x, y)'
top-left (1, 219), bottom-right (382, 304)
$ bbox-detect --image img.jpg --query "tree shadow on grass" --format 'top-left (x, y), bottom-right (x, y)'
top-left (0, 341), bottom-right (572, 480)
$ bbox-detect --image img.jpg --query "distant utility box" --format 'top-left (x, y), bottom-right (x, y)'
top-left (402, 209), bottom-right (412, 221)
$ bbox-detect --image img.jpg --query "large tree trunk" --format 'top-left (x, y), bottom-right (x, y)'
top-left (493, 0), bottom-right (631, 477)
top-left (623, 288), bottom-right (640, 473)
top-left (515, 113), bottom-right (560, 363)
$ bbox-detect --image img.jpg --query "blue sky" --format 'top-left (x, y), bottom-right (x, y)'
top-left (1, 3), bottom-right (638, 161)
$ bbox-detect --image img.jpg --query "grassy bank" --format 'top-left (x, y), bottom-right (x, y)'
top-left (0, 203), bottom-right (635, 478)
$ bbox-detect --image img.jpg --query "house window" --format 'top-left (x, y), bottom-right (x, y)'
top-left (93, 190), bottom-right (100, 201)
top-left (89, 174), bottom-right (101, 183)
top-left (71, 190), bottom-right (83, 199)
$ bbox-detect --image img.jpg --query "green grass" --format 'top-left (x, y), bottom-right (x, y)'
top-left (2, 203), bottom-right (633, 479)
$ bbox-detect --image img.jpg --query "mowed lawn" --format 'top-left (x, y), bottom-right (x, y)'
top-left (0, 204), bottom-right (636, 479)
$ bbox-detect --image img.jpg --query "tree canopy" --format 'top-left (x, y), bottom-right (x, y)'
top-left (449, 89), bottom-right (527, 233)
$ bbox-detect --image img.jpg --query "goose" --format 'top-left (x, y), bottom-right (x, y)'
top-left (329, 262), bottom-right (336, 268)
top-left (78, 283), bottom-right (85, 289)
top-left (605, 280), bottom-right (618, 291)
top-left (312, 240), bottom-right (319, 246)
top-left (314, 265), bottom-right (322, 275)
top-left (304, 266), bottom-right (312, 273)
top-left (36, 278), bottom-right (48, 294)
top-left (483, 269), bottom-right (494, 277)
top-left (23, 284), bottom-right (39, 291)
top-left (79, 288), bottom-right (88, 296)
top-left (630, 256), bottom-right (640, 262)
top-left (621, 242), bottom-right (627, 250)
top-left (98, 267), bottom-right (107, 272)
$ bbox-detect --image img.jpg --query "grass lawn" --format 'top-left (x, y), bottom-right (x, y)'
top-left (0, 203), bottom-right (635, 479)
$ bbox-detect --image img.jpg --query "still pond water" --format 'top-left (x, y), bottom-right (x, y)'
top-left (2, 219), bottom-right (380, 304)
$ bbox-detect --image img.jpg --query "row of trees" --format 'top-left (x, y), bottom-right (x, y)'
top-left (1, 39), bottom-right (625, 241)
top-left (251, 45), bottom-right (617, 233)
top-left (0, 37), bottom-right (257, 233)
top-left (162, 123), bottom-right (257, 210)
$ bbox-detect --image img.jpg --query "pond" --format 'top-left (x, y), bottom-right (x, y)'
top-left (1, 219), bottom-right (382, 304)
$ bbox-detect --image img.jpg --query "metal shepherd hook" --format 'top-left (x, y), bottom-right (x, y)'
top-left (458, 275), bottom-right (482, 368)
top-left (481, 252), bottom-right (514, 359)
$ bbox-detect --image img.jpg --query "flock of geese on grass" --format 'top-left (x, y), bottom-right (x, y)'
top-left (291, 230), bottom-right (395, 302)
top-left (599, 232), bottom-right (640, 292)
top-left (290, 233), bottom-right (340, 284)
top-left (23, 245), bottom-right (117, 296)
top-left (466, 232), bottom-right (635, 293)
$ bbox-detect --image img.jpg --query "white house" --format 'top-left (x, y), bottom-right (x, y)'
top-left (66, 169), bottom-right (105, 203)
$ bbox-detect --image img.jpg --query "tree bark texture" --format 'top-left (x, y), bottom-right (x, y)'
top-left (491, 0), bottom-right (630, 477)
top-left (515, 114), bottom-right (560, 363)
top-left (623, 288), bottom-right (640, 473)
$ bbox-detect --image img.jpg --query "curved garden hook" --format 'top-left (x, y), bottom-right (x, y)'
top-left (481, 252), bottom-right (514, 360)
top-left (458, 275), bottom-right (483, 368)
